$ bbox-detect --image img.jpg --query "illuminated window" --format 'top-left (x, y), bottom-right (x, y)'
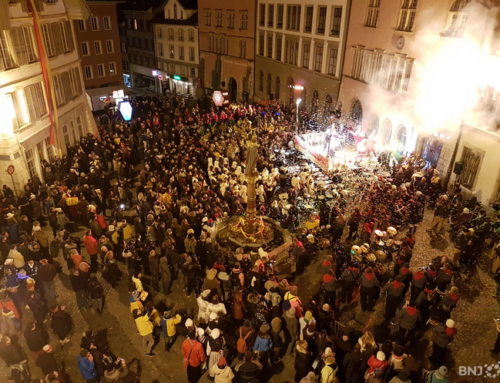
top-left (366, 0), bottom-right (380, 28)
top-left (109, 62), bottom-right (116, 75)
top-left (0, 31), bottom-right (15, 70)
top-left (397, 0), bottom-right (418, 32)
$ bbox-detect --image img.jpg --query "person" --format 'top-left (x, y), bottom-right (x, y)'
top-left (389, 371), bottom-right (411, 383)
top-left (430, 319), bottom-right (455, 366)
top-left (83, 230), bottom-right (99, 272)
top-left (395, 301), bottom-right (420, 348)
top-left (294, 339), bottom-right (310, 383)
top-left (426, 366), bottom-right (449, 383)
top-left (160, 310), bottom-right (182, 351)
top-left (135, 308), bottom-right (155, 357)
top-left (36, 344), bottom-right (58, 376)
top-left (282, 307), bottom-right (299, 356)
top-left (87, 276), bottom-right (105, 314)
top-left (38, 259), bottom-right (57, 302)
top-left (341, 263), bottom-right (359, 304)
top-left (490, 317), bottom-right (500, 354)
top-left (24, 321), bottom-right (49, 361)
top-left (234, 351), bottom-right (263, 382)
top-left (210, 356), bottom-right (235, 383)
top-left (0, 335), bottom-right (31, 383)
top-left (70, 269), bottom-right (89, 310)
top-left (344, 343), bottom-right (362, 383)
top-left (320, 353), bottom-right (338, 383)
top-left (104, 358), bottom-right (129, 382)
top-left (207, 328), bottom-right (226, 378)
top-left (182, 330), bottom-right (206, 383)
top-left (50, 304), bottom-right (72, 344)
top-left (270, 317), bottom-right (286, 364)
top-left (78, 349), bottom-right (98, 383)
top-left (360, 267), bottom-right (380, 312)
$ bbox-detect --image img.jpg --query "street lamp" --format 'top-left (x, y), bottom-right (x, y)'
top-left (296, 98), bottom-right (302, 125)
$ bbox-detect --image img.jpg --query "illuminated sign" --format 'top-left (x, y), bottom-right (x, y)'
top-left (119, 101), bottom-right (133, 121)
top-left (288, 85), bottom-right (305, 90)
top-left (213, 91), bottom-right (224, 106)
top-left (173, 75), bottom-right (181, 81)
top-left (157, 74), bottom-right (163, 80)
top-left (152, 70), bottom-right (158, 76)
top-left (112, 90), bottom-right (124, 98)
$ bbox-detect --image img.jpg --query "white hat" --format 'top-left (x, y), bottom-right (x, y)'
top-left (108, 225), bottom-right (115, 231)
top-left (209, 312), bottom-right (218, 320)
top-left (463, 208), bottom-right (469, 214)
top-left (202, 217), bottom-right (208, 223)
top-left (185, 318), bottom-right (194, 328)
top-left (446, 319), bottom-right (455, 328)
top-left (258, 248), bottom-right (268, 259)
top-left (6, 213), bottom-right (13, 219)
top-left (376, 351), bottom-right (385, 361)
top-left (322, 304), bottom-right (330, 312)
top-left (211, 328), bottom-right (220, 339)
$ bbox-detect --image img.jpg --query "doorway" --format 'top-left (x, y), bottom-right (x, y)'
top-left (228, 77), bottom-right (237, 101)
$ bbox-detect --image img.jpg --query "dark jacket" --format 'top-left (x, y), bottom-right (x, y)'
top-left (36, 351), bottom-right (58, 375)
top-left (396, 307), bottom-right (421, 330)
top-left (87, 280), bottom-right (104, 299)
top-left (24, 328), bottom-right (49, 352)
top-left (38, 264), bottom-right (57, 282)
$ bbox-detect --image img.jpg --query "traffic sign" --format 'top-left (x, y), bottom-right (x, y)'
top-left (7, 165), bottom-right (15, 175)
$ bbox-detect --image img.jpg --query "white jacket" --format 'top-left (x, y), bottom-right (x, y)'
top-left (210, 364), bottom-right (234, 383)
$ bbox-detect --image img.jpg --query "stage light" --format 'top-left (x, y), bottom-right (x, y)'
top-left (119, 101), bottom-right (133, 121)
top-left (439, 133), bottom-right (444, 138)
top-left (433, 133), bottom-right (438, 137)
top-left (447, 136), bottom-right (451, 140)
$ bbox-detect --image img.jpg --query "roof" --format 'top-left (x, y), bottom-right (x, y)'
top-left (151, 12), bottom-right (198, 25)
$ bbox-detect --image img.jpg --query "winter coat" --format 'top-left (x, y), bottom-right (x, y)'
top-left (253, 333), bottom-right (273, 352)
top-left (367, 355), bottom-right (388, 373)
top-left (210, 364), bottom-right (235, 383)
top-left (396, 307), bottom-right (421, 330)
top-left (135, 314), bottom-right (154, 336)
top-left (160, 314), bottom-right (182, 337)
top-left (78, 355), bottom-right (97, 380)
top-left (83, 235), bottom-right (98, 255)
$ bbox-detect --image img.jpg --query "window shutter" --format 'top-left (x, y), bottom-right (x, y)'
top-left (10, 28), bottom-right (27, 66)
top-left (61, 71), bottom-right (72, 103)
top-left (24, 87), bottom-right (36, 122)
top-left (74, 67), bottom-right (82, 95)
top-left (65, 20), bottom-right (74, 51)
top-left (51, 22), bottom-right (62, 55)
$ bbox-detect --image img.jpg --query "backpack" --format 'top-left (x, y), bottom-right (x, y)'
top-left (282, 299), bottom-right (292, 311)
top-left (237, 328), bottom-right (253, 354)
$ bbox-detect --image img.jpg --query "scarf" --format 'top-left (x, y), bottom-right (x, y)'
top-left (393, 281), bottom-right (402, 289)
top-left (424, 289), bottom-right (433, 294)
top-left (406, 306), bottom-right (417, 316)
top-left (364, 272), bottom-right (375, 281)
top-left (414, 271), bottom-right (425, 281)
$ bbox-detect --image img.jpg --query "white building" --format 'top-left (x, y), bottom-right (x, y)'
top-left (0, 0), bottom-right (97, 192)
top-left (152, 0), bottom-right (199, 96)
top-left (254, 0), bottom-right (351, 113)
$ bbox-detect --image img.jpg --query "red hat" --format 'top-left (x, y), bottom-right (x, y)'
top-left (323, 274), bottom-right (333, 283)
top-left (218, 356), bottom-right (227, 366)
top-left (323, 260), bottom-right (332, 266)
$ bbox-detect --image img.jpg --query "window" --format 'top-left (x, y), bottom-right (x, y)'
top-left (302, 43), bottom-right (310, 68)
top-left (25, 149), bottom-right (37, 178)
top-left (133, 19), bottom-right (138, 30)
top-left (106, 62), bottom-right (116, 76)
top-left (81, 42), bottom-right (89, 56)
top-left (180, 11), bottom-right (183, 19)
top-left (267, 73), bottom-right (272, 94)
top-left (179, 46), bottom-right (184, 60)
top-left (68, 69), bottom-right (77, 97)
top-left (78, 20), bottom-right (86, 31)
top-left (169, 45), bottom-right (174, 58)
top-left (73, 67), bottom-right (82, 95)
top-left (205, 9), bottom-right (212, 26)
top-left (275, 76), bottom-right (280, 99)
top-left (91, 17), bottom-right (99, 31)
top-left (268, 5), bottom-right (274, 27)
top-left (97, 63), bottom-right (105, 77)
top-left (402, 59), bottom-right (413, 91)
top-left (228, 11), bottom-right (235, 28)
top-left (11, 27), bottom-right (38, 65)
top-left (59, 22), bottom-right (73, 53)
top-left (41, 24), bottom-right (55, 57)
top-left (259, 4), bottom-right (265, 26)
top-left (106, 40), bottom-right (114, 53)
top-left (457, 146), bottom-right (482, 190)
top-left (240, 40), bottom-right (246, 58)
top-left (189, 29), bottom-right (195, 41)
top-left (287, 5), bottom-right (301, 31)
top-left (189, 46), bottom-right (195, 61)
top-left (259, 70), bottom-right (264, 91)
top-left (397, 0), bottom-right (418, 32)
top-left (314, 45), bottom-right (323, 72)
top-left (76, 116), bottom-right (85, 138)
top-left (157, 27), bottom-right (163, 39)
top-left (53, 73), bottom-right (64, 105)
top-left (216, 10), bottom-right (223, 27)
top-left (259, 35), bottom-right (264, 55)
top-left (190, 68), bottom-right (195, 76)
top-left (267, 36), bottom-right (273, 58)
top-left (168, 28), bottom-right (174, 40)
top-left (328, 47), bottom-right (338, 75)
top-left (137, 38), bottom-right (142, 49)
top-left (139, 20), bottom-right (144, 31)
top-left (121, 43), bottom-right (126, 53)
top-left (103, 16), bottom-right (111, 30)
top-left (285, 40), bottom-right (298, 65)
top-left (331, 8), bottom-right (342, 36)
top-left (276, 37), bottom-right (282, 61)
top-left (366, 0), bottom-right (380, 27)
top-left (11, 91), bottom-right (27, 127)
top-left (25, 82), bottom-right (47, 122)
top-left (277, 5), bottom-right (284, 28)
top-left (240, 11), bottom-right (248, 29)
top-left (0, 31), bottom-right (15, 71)
top-left (84, 65), bottom-right (93, 79)
top-left (178, 29), bottom-right (184, 41)
top-left (94, 41), bottom-right (102, 55)
top-left (305, 7), bottom-right (313, 32)
top-left (317, 7), bottom-right (326, 34)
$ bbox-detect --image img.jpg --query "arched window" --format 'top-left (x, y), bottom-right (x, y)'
top-left (275, 76), bottom-right (280, 100)
top-left (259, 71), bottom-right (264, 91)
top-left (367, 115), bottom-right (379, 139)
top-left (168, 28), bottom-right (174, 40)
top-left (267, 74), bottom-right (272, 95)
top-left (383, 120), bottom-right (393, 147)
top-left (396, 125), bottom-right (407, 154)
top-left (174, 4), bottom-right (177, 19)
top-left (178, 29), bottom-right (184, 41)
top-left (351, 99), bottom-right (363, 123)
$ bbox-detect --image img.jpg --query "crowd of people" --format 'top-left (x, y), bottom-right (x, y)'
top-left (0, 93), bottom-right (498, 383)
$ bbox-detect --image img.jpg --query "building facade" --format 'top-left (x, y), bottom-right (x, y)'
top-left (0, 0), bottom-right (97, 191)
top-left (73, 0), bottom-right (124, 89)
top-left (119, 0), bottom-right (163, 92)
top-left (198, 0), bottom-right (256, 102)
top-left (152, 0), bottom-right (199, 96)
top-left (254, 0), bottom-right (350, 114)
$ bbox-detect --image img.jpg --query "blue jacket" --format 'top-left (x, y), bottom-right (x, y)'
top-left (253, 335), bottom-right (273, 352)
top-left (78, 355), bottom-right (97, 379)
